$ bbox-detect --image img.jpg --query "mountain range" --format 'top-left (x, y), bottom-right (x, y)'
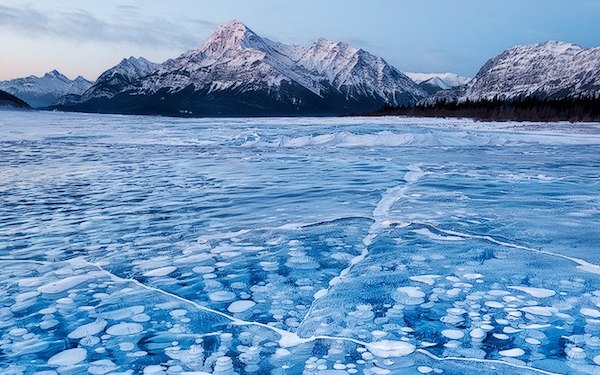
top-left (404, 72), bottom-right (471, 95)
top-left (51, 20), bottom-right (427, 116)
top-left (2, 21), bottom-right (599, 118)
top-left (0, 71), bottom-right (92, 108)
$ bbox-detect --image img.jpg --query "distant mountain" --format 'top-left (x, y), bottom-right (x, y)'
top-left (0, 70), bottom-right (92, 108)
top-left (423, 41), bottom-right (600, 105)
top-left (0, 89), bottom-right (30, 109)
top-left (405, 72), bottom-right (471, 95)
top-left (53, 20), bottom-right (426, 116)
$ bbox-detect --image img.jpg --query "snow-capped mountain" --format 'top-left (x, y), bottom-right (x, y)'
top-left (55, 57), bottom-right (158, 106)
top-left (405, 72), bottom-right (471, 94)
top-left (0, 71), bottom-right (92, 108)
top-left (56, 20), bottom-right (425, 116)
top-left (468, 41), bottom-right (600, 100)
top-left (81, 57), bottom-right (158, 101)
top-left (297, 39), bottom-right (424, 105)
top-left (423, 41), bottom-right (600, 105)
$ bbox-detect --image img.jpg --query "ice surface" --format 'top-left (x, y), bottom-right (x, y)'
top-left (2, 112), bottom-right (600, 374)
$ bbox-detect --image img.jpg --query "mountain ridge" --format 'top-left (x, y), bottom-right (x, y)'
top-left (52, 20), bottom-right (427, 116)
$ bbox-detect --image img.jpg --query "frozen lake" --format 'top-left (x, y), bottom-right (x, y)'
top-left (2, 111), bottom-right (600, 374)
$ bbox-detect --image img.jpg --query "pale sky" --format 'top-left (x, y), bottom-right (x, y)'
top-left (1, 0), bottom-right (599, 81)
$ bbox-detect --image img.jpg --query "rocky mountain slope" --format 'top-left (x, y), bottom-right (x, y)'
top-left (423, 41), bottom-right (600, 105)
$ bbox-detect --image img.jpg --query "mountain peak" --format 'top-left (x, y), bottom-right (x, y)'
top-left (44, 70), bottom-right (65, 79)
top-left (201, 20), bottom-right (268, 54)
top-left (312, 38), bottom-right (356, 52)
top-left (119, 56), bottom-right (151, 66)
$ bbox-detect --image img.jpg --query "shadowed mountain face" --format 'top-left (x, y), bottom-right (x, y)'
top-left (0, 89), bottom-right (31, 109)
top-left (53, 21), bottom-right (426, 117)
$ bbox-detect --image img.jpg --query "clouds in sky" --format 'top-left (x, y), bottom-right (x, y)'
top-left (0, 3), bottom-right (215, 49)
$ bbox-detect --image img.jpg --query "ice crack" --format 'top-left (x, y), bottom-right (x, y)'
top-left (303, 164), bottom-right (426, 322)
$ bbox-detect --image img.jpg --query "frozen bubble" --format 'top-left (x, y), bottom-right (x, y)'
top-left (48, 348), bottom-right (87, 366)
top-left (193, 265), bottom-right (216, 274)
top-left (68, 320), bottom-right (107, 339)
top-left (39, 307), bottom-right (57, 314)
top-left (581, 308), bottom-right (600, 318)
top-left (15, 291), bottom-right (40, 302)
top-left (508, 286), bottom-right (556, 298)
top-left (88, 359), bottom-right (117, 375)
top-left (441, 315), bottom-right (464, 325)
top-left (227, 300), bottom-right (256, 313)
top-left (519, 323), bottom-right (550, 330)
top-left (170, 309), bottom-right (187, 317)
top-left (372, 330), bottom-right (388, 339)
top-left (441, 329), bottom-right (464, 340)
top-left (132, 313), bottom-right (151, 322)
top-left (40, 320), bottom-right (59, 330)
top-left (143, 365), bottom-right (165, 374)
top-left (521, 306), bottom-right (555, 317)
top-left (493, 333), bottom-right (510, 340)
top-left (394, 286), bottom-right (426, 305)
top-left (417, 367), bottom-right (434, 374)
top-left (106, 323), bottom-right (143, 336)
top-left (143, 266), bottom-right (177, 277)
top-left (484, 301), bottom-right (504, 308)
top-left (9, 327), bottom-right (28, 336)
top-left (99, 306), bottom-right (144, 320)
top-left (38, 275), bottom-right (89, 294)
top-left (499, 348), bottom-right (525, 357)
top-left (469, 328), bottom-right (485, 340)
top-left (370, 368), bottom-right (391, 374)
top-left (409, 275), bottom-right (440, 286)
top-left (463, 273), bottom-right (483, 280)
top-left (209, 290), bottom-right (236, 302)
top-left (275, 348), bottom-right (291, 356)
top-left (525, 338), bottom-right (541, 345)
top-left (566, 347), bottom-right (586, 360)
top-left (365, 340), bottom-right (416, 358)
top-left (119, 342), bottom-right (135, 351)
top-left (80, 336), bottom-right (100, 346)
